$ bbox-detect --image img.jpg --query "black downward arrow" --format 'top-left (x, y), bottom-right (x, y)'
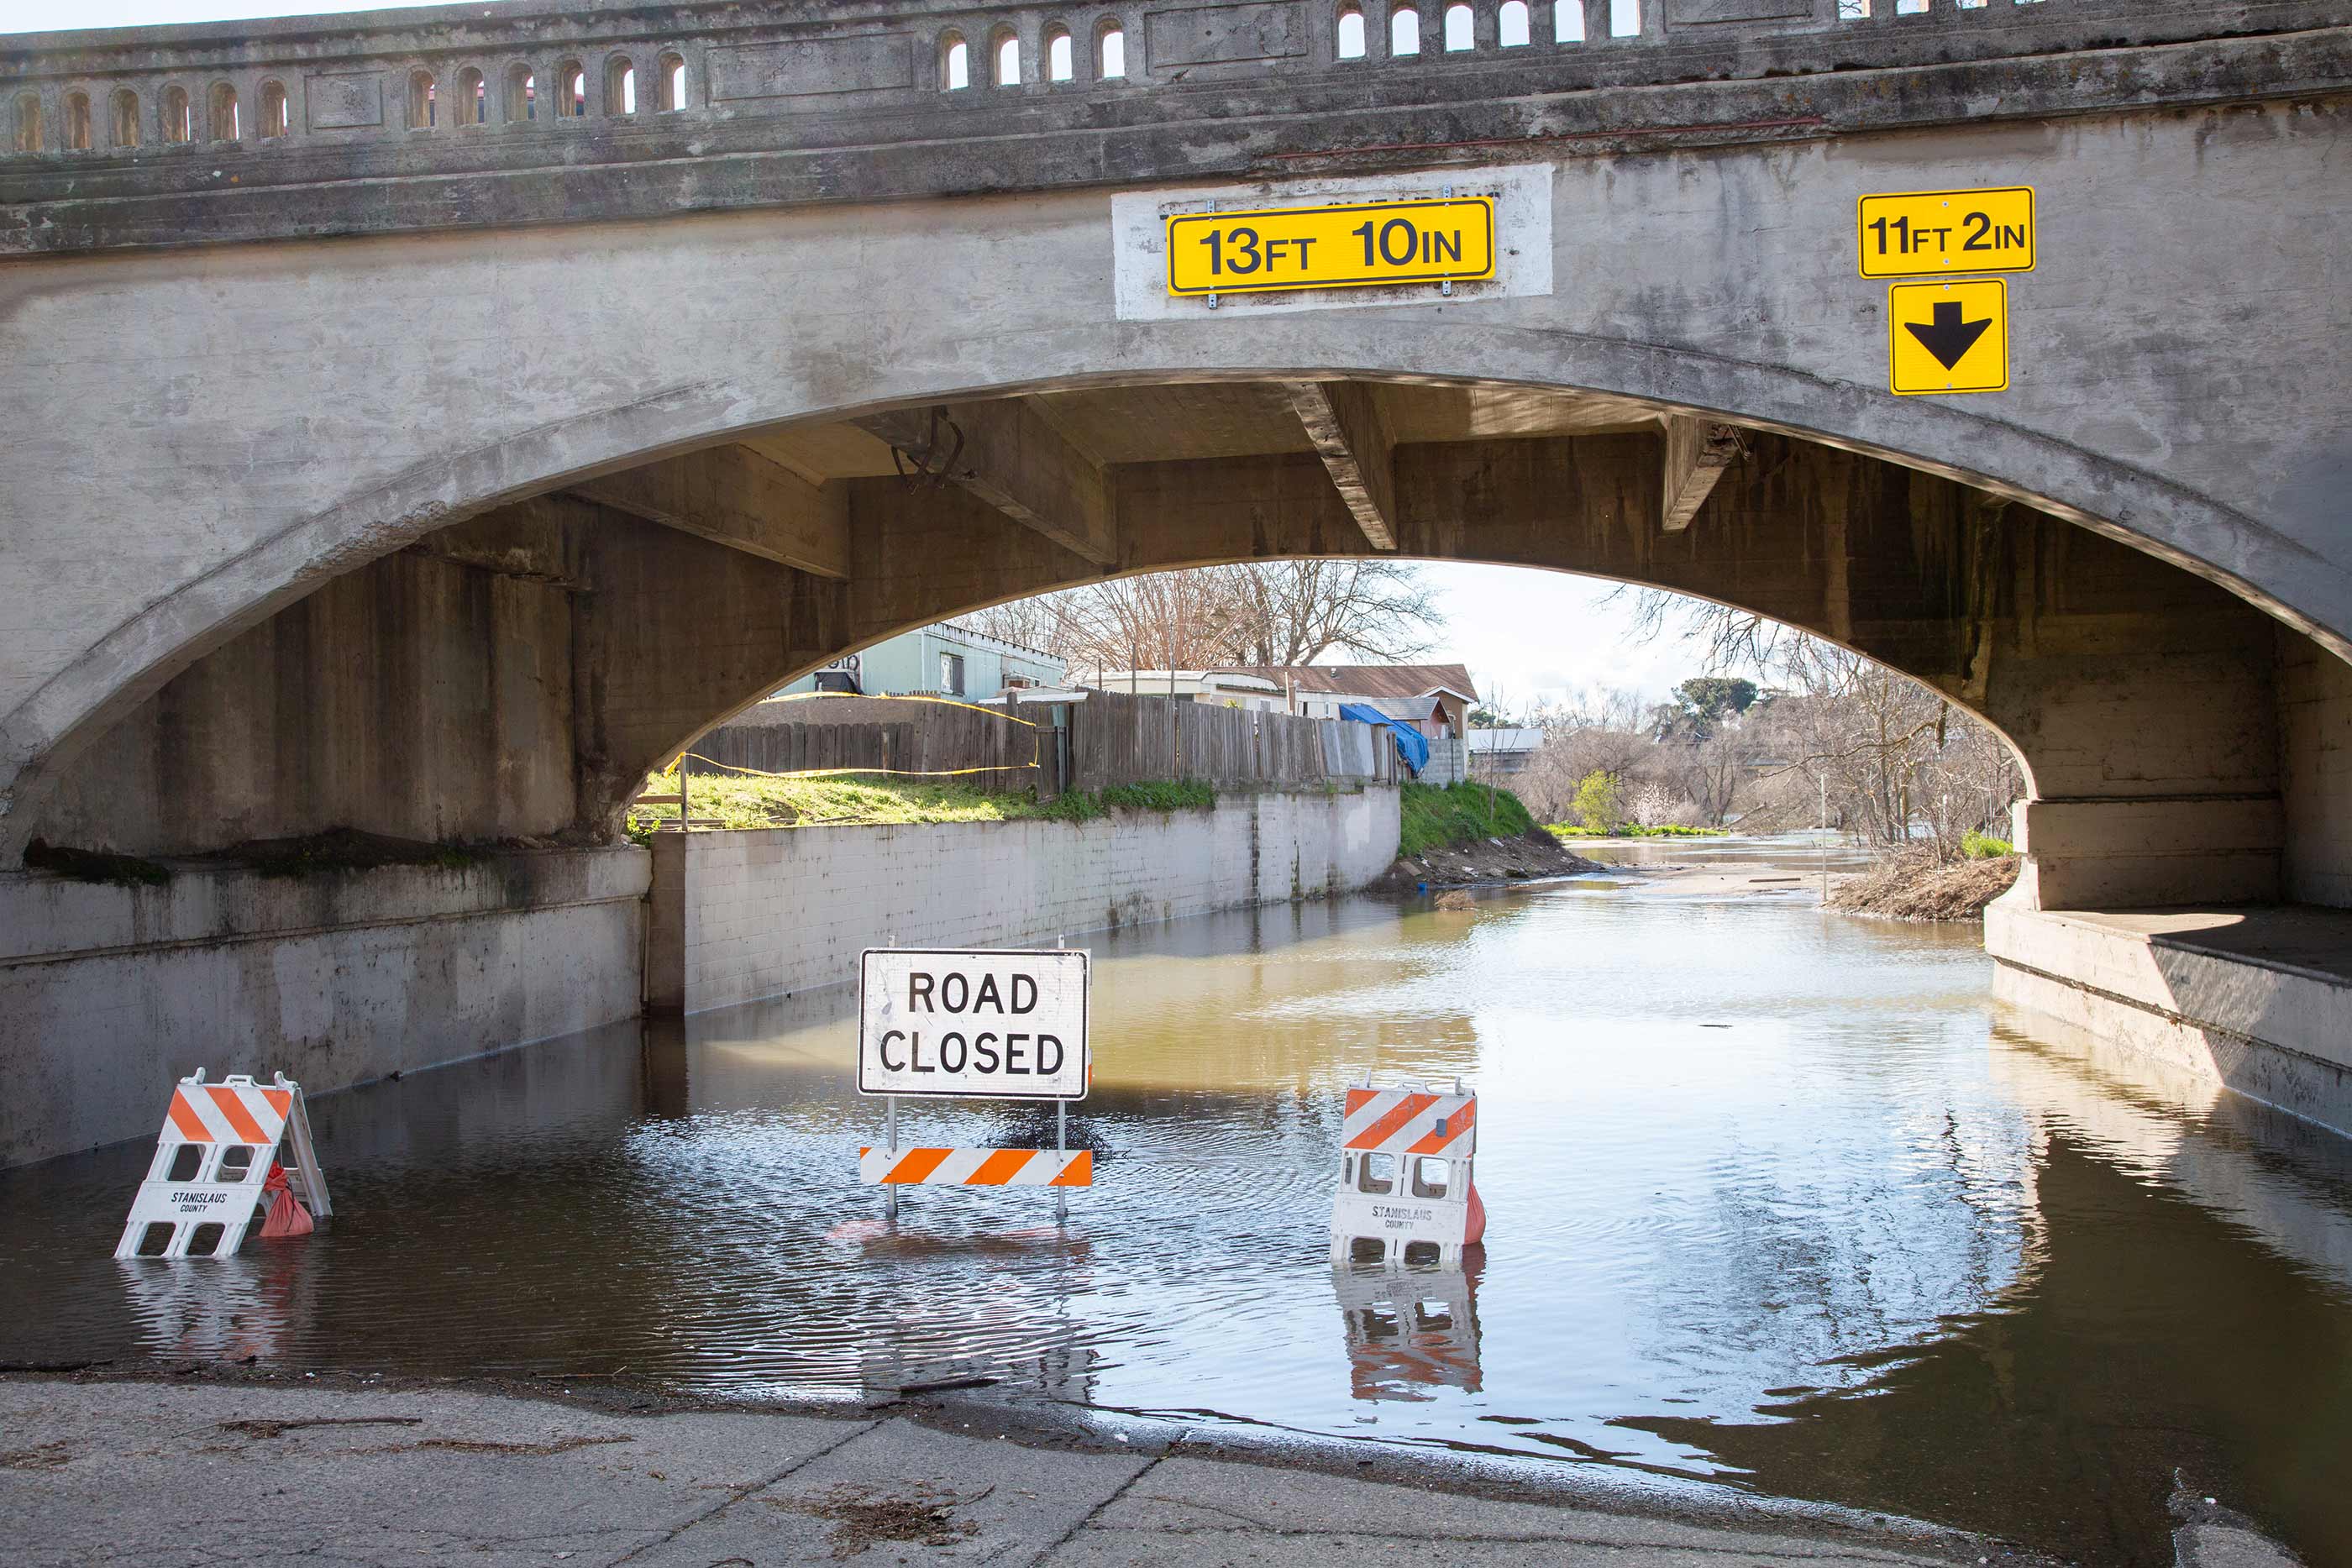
top-left (1905, 301), bottom-right (1992, 370)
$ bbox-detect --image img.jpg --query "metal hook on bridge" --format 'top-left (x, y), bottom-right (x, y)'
top-left (889, 406), bottom-right (966, 491)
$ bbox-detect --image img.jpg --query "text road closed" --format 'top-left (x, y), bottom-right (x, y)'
top-left (858, 948), bottom-right (1089, 1100)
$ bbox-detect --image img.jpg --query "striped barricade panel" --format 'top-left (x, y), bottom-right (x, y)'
top-left (1341, 1088), bottom-right (1476, 1159)
top-left (163, 1080), bottom-right (292, 1147)
top-left (115, 1072), bottom-right (329, 1260)
top-left (858, 1147), bottom-right (1093, 1187)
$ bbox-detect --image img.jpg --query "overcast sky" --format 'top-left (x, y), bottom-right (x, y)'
top-left (11, 0), bottom-right (1725, 713)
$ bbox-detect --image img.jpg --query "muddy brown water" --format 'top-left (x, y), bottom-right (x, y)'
top-left (3, 836), bottom-right (2347, 1566)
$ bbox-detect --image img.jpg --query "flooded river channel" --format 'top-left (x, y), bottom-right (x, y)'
top-left (5, 839), bottom-right (2349, 1565)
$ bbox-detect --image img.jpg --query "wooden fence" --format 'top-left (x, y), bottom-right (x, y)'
top-left (688, 690), bottom-right (1394, 797)
top-left (685, 696), bottom-right (1042, 794)
top-left (1067, 689), bottom-right (1375, 793)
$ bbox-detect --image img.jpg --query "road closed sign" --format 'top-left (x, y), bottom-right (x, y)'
top-left (858, 948), bottom-right (1089, 1101)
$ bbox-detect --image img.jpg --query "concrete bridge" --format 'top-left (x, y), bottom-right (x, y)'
top-left (1, 0), bottom-right (2347, 1163)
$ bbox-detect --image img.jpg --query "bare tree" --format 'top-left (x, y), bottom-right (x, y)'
top-left (1050, 568), bottom-right (1258, 674)
top-left (1678, 726), bottom-right (1753, 826)
top-left (1615, 586), bottom-right (1788, 675)
top-left (1223, 560), bottom-right (1441, 666)
top-left (958, 560), bottom-right (1444, 679)
top-left (1513, 686), bottom-right (1661, 821)
top-left (954, 596), bottom-right (1070, 654)
top-left (1615, 587), bottom-right (2024, 850)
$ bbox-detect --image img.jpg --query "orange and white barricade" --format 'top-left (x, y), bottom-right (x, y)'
top-left (1329, 1078), bottom-right (1484, 1266)
top-left (114, 1071), bottom-right (331, 1260)
top-left (858, 1146), bottom-right (1093, 1188)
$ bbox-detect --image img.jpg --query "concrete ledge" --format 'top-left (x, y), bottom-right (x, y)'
top-left (0, 846), bottom-right (651, 1167)
top-left (0, 846), bottom-right (648, 966)
top-left (1986, 898), bottom-right (2352, 1135)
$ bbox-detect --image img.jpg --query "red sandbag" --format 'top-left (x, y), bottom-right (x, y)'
top-left (257, 1163), bottom-right (313, 1240)
top-left (1465, 1180), bottom-right (1486, 1245)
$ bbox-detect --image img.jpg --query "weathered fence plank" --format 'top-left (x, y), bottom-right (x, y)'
top-left (693, 690), bottom-right (1387, 795)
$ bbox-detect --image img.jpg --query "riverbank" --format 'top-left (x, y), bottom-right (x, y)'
top-left (0, 1373), bottom-right (2046, 1568)
top-left (1378, 826), bottom-right (1601, 890)
top-left (1828, 849), bottom-right (2020, 920)
top-left (1375, 781), bottom-right (1604, 889)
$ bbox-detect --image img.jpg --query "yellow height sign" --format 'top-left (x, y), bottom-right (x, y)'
top-left (1167, 197), bottom-right (1496, 297)
top-left (1857, 186), bottom-right (2034, 278)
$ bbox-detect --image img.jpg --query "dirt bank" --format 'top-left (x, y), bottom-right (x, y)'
top-left (1827, 851), bottom-right (2019, 920)
top-left (1373, 827), bottom-right (1603, 892)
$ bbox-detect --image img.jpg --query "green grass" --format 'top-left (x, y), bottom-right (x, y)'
top-left (1034, 779), bottom-right (1217, 823)
top-left (627, 767), bottom-right (1215, 837)
top-left (1546, 822), bottom-right (1729, 839)
top-left (1961, 829), bottom-right (2015, 859)
top-left (1399, 781), bottom-right (1537, 857)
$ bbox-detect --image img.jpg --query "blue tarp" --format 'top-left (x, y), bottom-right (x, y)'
top-left (1339, 703), bottom-right (1430, 775)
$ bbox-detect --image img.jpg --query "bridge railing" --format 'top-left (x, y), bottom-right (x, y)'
top-left (0, 0), bottom-right (2244, 163)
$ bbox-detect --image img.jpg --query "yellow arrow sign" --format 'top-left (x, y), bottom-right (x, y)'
top-left (1858, 186), bottom-right (2034, 278)
top-left (1888, 279), bottom-right (2009, 396)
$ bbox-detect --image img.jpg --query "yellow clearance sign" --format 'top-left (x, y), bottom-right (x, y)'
top-left (1888, 279), bottom-right (2009, 396)
top-left (1167, 197), bottom-right (1495, 297)
top-left (1857, 186), bottom-right (2035, 278)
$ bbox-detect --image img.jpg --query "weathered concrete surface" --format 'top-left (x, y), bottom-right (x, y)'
top-left (0, 1377), bottom-right (2038, 1568)
top-left (0, 94), bottom-right (2347, 846)
top-left (648, 785), bottom-right (1401, 1014)
top-left (1985, 900), bottom-right (2352, 1136)
top-left (0, 846), bottom-right (646, 1167)
top-left (0, 1), bottom-right (2341, 256)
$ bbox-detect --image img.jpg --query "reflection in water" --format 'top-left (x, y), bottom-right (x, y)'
top-left (118, 1245), bottom-right (316, 1363)
top-left (1336, 1256), bottom-right (1483, 1400)
top-left (1, 853), bottom-right (2348, 1567)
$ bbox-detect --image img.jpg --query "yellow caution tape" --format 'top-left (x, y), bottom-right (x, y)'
top-left (630, 690), bottom-right (1051, 829)
top-left (682, 753), bottom-right (1037, 781)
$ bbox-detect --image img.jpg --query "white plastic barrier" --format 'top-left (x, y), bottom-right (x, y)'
top-left (1328, 1079), bottom-right (1483, 1266)
top-left (113, 1072), bottom-right (329, 1260)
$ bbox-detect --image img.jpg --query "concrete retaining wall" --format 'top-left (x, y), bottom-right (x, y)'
top-left (0, 847), bottom-right (647, 1167)
top-left (648, 785), bottom-right (1399, 1015)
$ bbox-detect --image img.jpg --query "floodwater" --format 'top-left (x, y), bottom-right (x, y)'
top-left (4, 837), bottom-right (2350, 1566)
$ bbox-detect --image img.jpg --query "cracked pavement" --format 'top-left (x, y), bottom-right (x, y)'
top-left (0, 1379), bottom-right (2031, 1566)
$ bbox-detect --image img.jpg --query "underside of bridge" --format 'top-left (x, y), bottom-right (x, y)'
top-left (19, 377), bottom-right (2336, 918)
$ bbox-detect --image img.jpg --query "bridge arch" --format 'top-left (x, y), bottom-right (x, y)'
top-left (0, 81), bottom-right (2342, 926)
top-left (0, 298), bottom-right (2328, 842)
top-left (1, 346), bottom-right (2300, 926)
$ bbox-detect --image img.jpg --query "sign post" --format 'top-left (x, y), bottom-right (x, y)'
top-left (858, 944), bottom-right (1092, 1222)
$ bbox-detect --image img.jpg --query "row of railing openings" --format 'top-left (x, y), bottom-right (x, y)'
top-left (4, 0), bottom-right (2055, 153)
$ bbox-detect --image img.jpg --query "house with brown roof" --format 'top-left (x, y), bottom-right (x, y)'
top-left (1216, 665), bottom-right (1479, 741)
